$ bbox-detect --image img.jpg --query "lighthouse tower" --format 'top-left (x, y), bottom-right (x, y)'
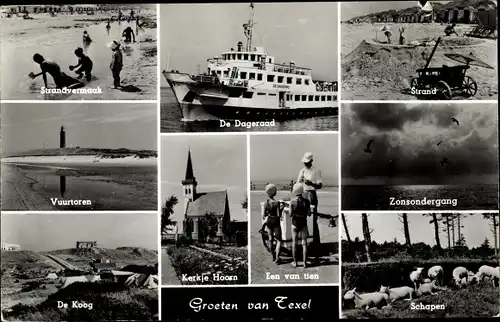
top-left (60, 126), bottom-right (66, 148)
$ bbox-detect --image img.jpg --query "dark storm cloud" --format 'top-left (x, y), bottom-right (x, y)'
top-left (342, 103), bottom-right (499, 184)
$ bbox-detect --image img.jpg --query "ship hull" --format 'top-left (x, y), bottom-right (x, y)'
top-left (163, 71), bottom-right (338, 121)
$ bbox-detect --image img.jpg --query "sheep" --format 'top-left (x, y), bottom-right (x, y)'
top-left (343, 287), bottom-right (389, 310)
top-left (409, 267), bottom-right (424, 291)
top-left (379, 285), bottom-right (414, 302)
top-left (417, 279), bottom-right (443, 296)
top-left (427, 265), bottom-right (444, 286)
top-left (452, 266), bottom-right (472, 286)
top-left (494, 312), bottom-right (500, 318)
top-left (423, 278), bottom-right (431, 283)
top-left (475, 265), bottom-right (500, 287)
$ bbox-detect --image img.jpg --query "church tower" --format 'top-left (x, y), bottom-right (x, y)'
top-left (182, 148), bottom-right (197, 214)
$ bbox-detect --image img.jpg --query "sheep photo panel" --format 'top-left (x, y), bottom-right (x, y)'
top-left (340, 212), bottom-right (500, 318)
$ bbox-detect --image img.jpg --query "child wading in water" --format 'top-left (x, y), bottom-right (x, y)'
top-left (263, 184), bottom-right (283, 264)
top-left (290, 183), bottom-right (311, 268)
top-left (107, 40), bottom-right (123, 89)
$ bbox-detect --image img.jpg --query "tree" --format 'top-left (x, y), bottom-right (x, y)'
top-left (199, 212), bottom-right (220, 239)
top-left (423, 213), bottom-right (441, 249)
top-left (398, 213), bottom-right (411, 249)
top-left (342, 214), bottom-right (352, 243)
top-left (161, 195), bottom-right (178, 234)
top-left (480, 237), bottom-right (490, 249)
top-left (361, 213), bottom-right (373, 262)
top-left (483, 213), bottom-right (499, 256)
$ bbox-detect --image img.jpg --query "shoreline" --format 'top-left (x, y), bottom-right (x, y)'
top-left (2, 155), bottom-right (157, 167)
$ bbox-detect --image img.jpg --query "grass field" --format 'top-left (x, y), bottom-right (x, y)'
top-left (165, 245), bottom-right (248, 285)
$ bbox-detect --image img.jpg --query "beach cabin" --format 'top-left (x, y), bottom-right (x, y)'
top-left (260, 200), bottom-right (315, 249)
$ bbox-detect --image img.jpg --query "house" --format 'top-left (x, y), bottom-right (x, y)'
top-left (1, 243), bottom-right (21, 251)
top-left (181, 149), bottom-right (231, 243)
top-left (76, 241), bottom-right (97, 248)
top-left (91, 258), bottom-right (115, 273)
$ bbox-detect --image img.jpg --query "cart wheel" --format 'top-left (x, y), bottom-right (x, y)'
top-left (410, 78), bottom-right (419, 90)
top-left (259, 223), bottom-right (272, 254)
top-left (462, 76), bottom-right (477, 97)
top-left (436, 81), bottom-right (452, 100)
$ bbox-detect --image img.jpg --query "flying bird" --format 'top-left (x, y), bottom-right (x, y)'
top-left (364, 140), bottom-right (373, 153)
top-left (437, 140), bottom-right (443, 146)
top-left (440, 158), bottom-right (449, 167)
top-left (451, 118), bottom-right (459, 126)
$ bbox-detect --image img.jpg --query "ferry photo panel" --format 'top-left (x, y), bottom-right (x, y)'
top-left (160, 2), bottom-right (339, 133)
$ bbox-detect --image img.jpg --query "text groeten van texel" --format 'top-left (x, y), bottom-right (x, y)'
top-left (189, 296), bottom-right (312, 312)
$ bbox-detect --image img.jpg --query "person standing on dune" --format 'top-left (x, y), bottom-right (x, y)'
top-left (108, 40), bottom-right (123, 89)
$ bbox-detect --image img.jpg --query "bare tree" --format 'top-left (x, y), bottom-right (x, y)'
top-left (441, 213), bottom-right (451, 249)
top-left (483, 213), bottom-right (499, 256)
top-left (398, 213), bottom-right (412, 249)
top-left (423, 213), bottom-right (441, 249)
top-left (451, 213), bottom-right (456, 247)
top-left (361, 213), bottom-right (373, 262)
top-left (342, 213), bottom-right (352, 243)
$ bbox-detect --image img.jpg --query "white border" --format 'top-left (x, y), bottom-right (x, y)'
top-left (156, 4), bottom-right (162, 321)
top-left (337, 3), bottom-right (343, 319)
top-left (247, 133), bottom-right (252, 285)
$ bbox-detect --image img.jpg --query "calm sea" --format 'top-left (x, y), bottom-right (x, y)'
top-left (341, 184), bottom-right (499, 210)
top-left (160, 88), bottom-right (338, 132)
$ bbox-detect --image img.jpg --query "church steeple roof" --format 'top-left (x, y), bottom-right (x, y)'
top-left (182, 148), bottom-right (197, 186)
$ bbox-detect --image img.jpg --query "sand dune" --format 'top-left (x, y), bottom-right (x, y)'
top-left (2, 155), bottom-right (157, 166)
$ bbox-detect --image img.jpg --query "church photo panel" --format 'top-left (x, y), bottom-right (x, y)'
top-left (160, 134), bottom-right (249, 286)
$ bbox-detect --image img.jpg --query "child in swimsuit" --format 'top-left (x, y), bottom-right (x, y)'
top-left (290, 183), bottom-right (311, 268)
top-left (263, 183), bottom-right (283, 264)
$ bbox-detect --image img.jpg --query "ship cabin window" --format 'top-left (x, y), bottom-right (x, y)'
top-left (250, 54), bottom-right (256, 61)
top-left (232, 54), bottom-right (236, 60)
top-left (287, 77), bottom-right (293, 84)
top-left (294, 95), bottom-right (300, 101)
top-left (257, 92), bottom-right (266, 96)
top-left (305, 79), bottom-right (310, 85)
top-left (327, 95), bottom-right (332, 101)
top-left (249, 72), bottom-right (256, 80)
top-left (308, 95), bottom-right (313, 101)
top-left (240, 72), bottom-right (247, 79)
top-left (277, 76), bottom-right (284, 84)
top-left (237, 53), bottom-right (242, 60)
top-left (315, 95), bottom-right (320, 101)
top-left (229, 90), bottom-right (241, 98)
top-left (217, 71), bottom-right (222, 76)
top-left (257, 55), bottom-right (261, 61)
top-left (267, 74), bottom-right (275, 82)
top-left (223, 70), bottom-right (229, 77)
top-left (333, 95), bottom-right (337, 100)
top-left (268, 58), bottom-right (272, 63)
top-left (296, 78), bottom-right (302, 85)
top-left (244, 54), bottom-right (249, 60)
top-left (301, 95), bottom-right (307, 101)
top-left (243, 91), bottom-right (253, 99)
top-left (257, 74), bottom-right (263, 81)
top-left (269, 93), bottom-right (276, 96)
top-left (286, 94), bottom-right (290, 100)
top-left (321, 95), bottom-right (326, 101)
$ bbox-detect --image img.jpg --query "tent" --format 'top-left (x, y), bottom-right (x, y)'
top-left (46, 273), bottom-right (58, 280)
top-left (124, 273), bottom-right (158, 289)
top-left (60, 274), bottom-right (101, 288)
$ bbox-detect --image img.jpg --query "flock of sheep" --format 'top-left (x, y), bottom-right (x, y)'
top-left (343, 264), bottom-right (500, 317)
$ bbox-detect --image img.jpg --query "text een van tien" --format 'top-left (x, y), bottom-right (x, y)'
top-left (189, 296), bottom-right (312, 312)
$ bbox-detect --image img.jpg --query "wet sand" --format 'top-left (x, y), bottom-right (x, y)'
top-left (1, 162), bottom-right (157, 211)
top-left (0, 11), bottom-right (157, 100)
top-left (341, 23), bottom-right (498, 100)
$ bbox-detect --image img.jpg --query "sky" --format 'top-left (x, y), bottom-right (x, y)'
top-left (341, 213), bottom-right (500, 248)
top-left (1, 213), bottom-right (157, 251)
top-left (161, 135), bottom-right (248, 228)
top-left (250, 133), bottom-right (338, 182)
top-left (341, 1), bottom-right (450, 21)
top-left (1, 103), bottom-right (157, 155)
top-left (341, 103), bottom-right (499, 185)
top-left (160, 2), bottom-right (338, 84)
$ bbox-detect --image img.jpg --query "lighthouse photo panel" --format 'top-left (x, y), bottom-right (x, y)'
top-left (160, 2), bottom-right (339, 133)
top-left (160, 134), bottom-right (248, 286)
top-left (0, 103), bottom-right (158, 211)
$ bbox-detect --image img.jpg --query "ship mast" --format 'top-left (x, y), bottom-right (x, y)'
top-left (244, 3), bottom-right (255, 52)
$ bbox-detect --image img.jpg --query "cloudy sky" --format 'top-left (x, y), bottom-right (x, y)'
top-left (341, 103), bottom-right (499, 185)
top-left (1, 213), bottom-right (157, 251)
top-left (160, 3), bottom-right (338, 84)
top-left (1, 103), bottom-right (157, 156)
top-left (341, 213), bottom-right (499, 248)
top-left (161, 135), bottom-right (247, 228)
top-left (341, 1), bottom-right (449, 21)
top-left (251, 133), bottom-right (338, 182)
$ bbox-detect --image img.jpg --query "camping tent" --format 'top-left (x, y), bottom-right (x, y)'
top-left (124, 273), bottom-right (158, 289)
top-left (60, 274), bottom-right (101, 288)
top-left (46, 273), bottom-right (58, 280)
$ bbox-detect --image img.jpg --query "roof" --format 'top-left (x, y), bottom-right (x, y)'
top-left (186, 191), bottom-right (228, 217)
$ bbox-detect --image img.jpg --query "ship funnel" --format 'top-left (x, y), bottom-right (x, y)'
top-left (237, 41), bottom-right (243, 52)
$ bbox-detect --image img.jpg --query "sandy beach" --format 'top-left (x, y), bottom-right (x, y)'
top-left (341, 22), bottom-right (497, 100)
top-left (0, 10), bottom-right (157, 100)
top-left (2, 155), bottom-right (158, 167)
top-left (1, 156), bottom-right (157, 211)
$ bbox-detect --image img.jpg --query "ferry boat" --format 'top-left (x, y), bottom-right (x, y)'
top-left (162, 3), bottom-right (338, 121)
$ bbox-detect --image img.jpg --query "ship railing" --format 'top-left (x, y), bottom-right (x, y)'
top-left (192, 74), bottom-right (219, 84)
top-left (227, 79), bottom-right (248, 88)
top-left (313, 80), bottom-right (338, 92)
top-left (272, 63), bottom-right (312, 76)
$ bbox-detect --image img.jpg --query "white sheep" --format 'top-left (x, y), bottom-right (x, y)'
top-left (475, 265), bottom-right (500, 287)
top-left (379, 285), bottom-right (414, 302)
top-left (452, 266), bottom-right (472, 286)
top-left (409, 267), bottom-right (424, 291)
top-left (343, 287), bottom-right (389, 310)
top-left (427, 265), bottom-right (444, 286)
top-left (423, 278), bottom-right (431, 283)
top-left (417, 280), bottom-right (441, 296)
